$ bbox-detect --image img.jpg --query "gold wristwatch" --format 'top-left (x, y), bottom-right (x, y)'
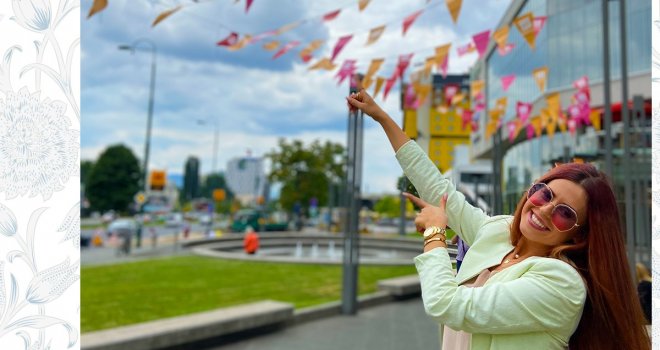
top-left (423, 226), bottom-right (446, 240)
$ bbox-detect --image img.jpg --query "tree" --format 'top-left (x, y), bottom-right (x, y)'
top-left (86, 144), bottom-right (141, 213)
top-left (374, 195), bottom-right (400, 218)
top-left (200, 172), bottom-right (234, 214)
top-left (267, 138), bottom-right (345, 213)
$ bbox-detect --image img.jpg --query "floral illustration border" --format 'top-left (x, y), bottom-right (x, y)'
top-left (0, 1), bottom-right (80, 349)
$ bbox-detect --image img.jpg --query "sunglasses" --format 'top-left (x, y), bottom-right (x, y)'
top-left (527, 183), bottom-right (580, 232)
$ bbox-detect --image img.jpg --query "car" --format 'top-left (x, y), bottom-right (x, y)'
top-left (165, 213), bottom-right (183, 227)
top-left (199, 214), bottom-right (212, 226)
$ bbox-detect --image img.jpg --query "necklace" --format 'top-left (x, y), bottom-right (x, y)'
top-left (503, 252), bottom-right (520, 264)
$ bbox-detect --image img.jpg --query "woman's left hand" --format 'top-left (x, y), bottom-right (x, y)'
top-left (403, 192), bottom-right (449, 233)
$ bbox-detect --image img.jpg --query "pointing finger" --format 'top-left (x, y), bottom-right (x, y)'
top-left (402, 192), bottom-right (428, 208)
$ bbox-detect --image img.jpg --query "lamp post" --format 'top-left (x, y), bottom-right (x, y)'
top-left (196, 118), bottom-right (220, 175)
top-left (119, 39), bottom-right (157, 194)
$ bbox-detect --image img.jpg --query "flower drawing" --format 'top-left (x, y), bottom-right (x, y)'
top-left (0, 87), bottom-right (78, 200)
top-left (11, 0), bottom-right (52, 32)
top-left (25, 258), bottom-right (79, 304)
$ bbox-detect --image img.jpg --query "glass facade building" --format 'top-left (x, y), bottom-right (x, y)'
top-left (478, 0), bottom-right (652, 265)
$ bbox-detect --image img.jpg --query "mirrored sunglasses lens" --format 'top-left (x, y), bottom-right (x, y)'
top-left (552, 205), bottom-right (578, 231)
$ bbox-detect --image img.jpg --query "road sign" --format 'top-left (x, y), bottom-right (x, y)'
top-left (213, 189), bottom-right (226, 201)
top-left (134, 192), bottom-right (146, 204)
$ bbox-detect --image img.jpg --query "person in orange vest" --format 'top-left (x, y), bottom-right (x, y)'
top-left (243, 226), bottom-right (260, 255)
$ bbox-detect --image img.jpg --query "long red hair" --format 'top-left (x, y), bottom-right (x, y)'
top-left (508, 163), bottom-right (649, 349)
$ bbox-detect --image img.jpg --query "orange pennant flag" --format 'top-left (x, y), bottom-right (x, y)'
top-left (546, 92), bottom-right (561, 120)
top-left (308, 57), bottom-right (336, 71)
top-left (152, 6), bottom-right (182, 27)
top-left (532, 66), bottom-right (548, 92)
top-left (531, 116), bottom-right (543, 137)
top-left (589, 110), bottom-right (601, 130)
top-left (362, 76), bottom-right (374, 90)
top-left (373, 76), bottom-right (386, 98)
top-left (358, 0), bottom-right (371, 11)
top-left (366, 25), bottom-right (386, 46)
top-left (451, 93), bottom-right (465, 106)
top-left (365, 58), bottom-right (384, 78)
top-left (434, 44), bottom-right (451, 77)
top-left (414, 84), bottom-right (432, 105)
top-left (263, 41), bottom-right (280, 51)
top-left (492, 26), bottom-right (509, 49)
top-left (495, 97), bottom-right (508, 114)
top-left (227, 35), bottom-right (252, 51)
top-left (87, 0), bottom-right (108, 18)
top-left (514, 12), bottom-right (536, 49)
top-left (445, 0), bottom-right (463, 24)
top-left (299, 39), bottom-right (323, 61)
top-left (470, 80), bottom-right (484, 99)
top-left (557, 112), bottom-right (567, 133)
top-left (423, 57), bottom-right (435, 77)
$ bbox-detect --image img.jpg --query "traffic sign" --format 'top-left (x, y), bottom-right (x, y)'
top-left (134, 192), bottom-right (146, 204)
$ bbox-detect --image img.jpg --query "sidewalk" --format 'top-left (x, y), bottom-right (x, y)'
top-left (203, 297), bottom-right (439, 350)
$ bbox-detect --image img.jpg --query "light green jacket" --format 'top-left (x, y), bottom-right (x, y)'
top-left (395, 140), bottom-right (586, 350)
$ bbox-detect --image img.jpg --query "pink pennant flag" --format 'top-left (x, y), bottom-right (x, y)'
top-left (323, 9), bottom-right (341, 22)
top-left (462, 109), bottom-right (474, 130)
top-left (402, 10), bottom-right (424, 36)
top-left (568, 118), bottom-right (577, 135)
top-left (382, 77), bottom-right (397, 101)
top-left (573, 90), bottom-right (590, 106)
top-left (395, 53), bottom-right (414, 80)
top-left (331, 35), bottom-right (353, 62)
top-left (444, 85), bottom-right (459, 104)
top-left (526, 123), bottom-right (535, 140)
top-left (573, 75), bottom-right (590, 92)
top-left (471, 120), bottom-right (479, 132)
top-left (250, 29), bottom-right (278, 43)
top-left (474, 92), bottom-right (484, 103)
top-left (404, 84), bottom-right (417, 109)
top-left (335, 59), bottom-right (357, 85)
top-left (217, 32), bottom-right (239, 46)
top-left (457, 42), bottom-right (475, 57)
top-left (516, 101), bottom-right (532, 123)
top-left (533, 16), bottom-right (547, 36)
top-left (507, 122), bottom-right (517, 142)
top-left (272, 41), bottom-right (300, 59)
top-left (474, 102), bottom-right (485, 113)
top-left (472, 30), bottom-right (491, 59)
top-left (501, 74), bottom-right (516, 91)
top-left (497, 43), bottom-right (515, 56)
top-left (246, 0), bottom-right (254, 13)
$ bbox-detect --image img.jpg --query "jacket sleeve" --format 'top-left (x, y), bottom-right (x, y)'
top-left (395, 140), bottom-right (488, 245)
top-left (414, 248), bottom-right (586, 334)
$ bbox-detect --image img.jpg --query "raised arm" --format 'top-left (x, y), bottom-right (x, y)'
top-left (346, 89), bottom-right (409, 152)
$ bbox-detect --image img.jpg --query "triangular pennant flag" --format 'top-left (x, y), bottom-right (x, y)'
top-left (434, 44), bottom-right (451, 77)
top-left (514, 12), bottom-right (536, 49)
top-left (365, 58), bottom-right (384, 78)
top-left (516, 101), bottom-right (532, 123)
top-left (362, 76), bottom-right (374, 90)
top-left (474, 102), bottom-right (485, 113)
top-left (568, 118), bottom-right (577, 136)
top-left (217, 32), bottom-right (239, 47)
top-left (382, 77), bottom-right (397, 101)
top-left (589, 110), bottom-right (601, 130)
top-left (414, 84), bottom-right (432, 105)
top-left (492, 26), bottom-right (509, 49)
top-left (444, 85), bottom-right (459, 105)
top-left (366, 25), bottom-right (386, 46)
top-left (263, 41), bottom-right (280, 51)
top-left (546, 92), bottom-right (561, 121)
top-left (540, 108), bottom-right (550, 128)
top-left (470, 80), bottom-right (484, 99)
top-left (573, 75), bottom-right (590, 92)
top-left (87, 0), bottom-right (108, 18)
top-left (461, 109), bottom-right (473, 130)
top-left (557, 112), bottom-right (567, 133)
top-left (331, 35), bottom-right (353, 61)
top-left (445, 0), bottom-right (463, 24)
top-left (495, 97), bottom-right (508, 114)
top-left (457, 42), bottom-right (475, 57)
top-left (323, 9), bottom-right (341, 22)
top-left (402, 10), bottom-right (424, 36)
top-left (533, 16), bottom-right (547, 37)
top-left (335, 59), bottom-right (357, 85)
top-left (472, 30), bottom-right (491, 59)
top-left (273, 41), bottom-right (300, 59)
top-left (545, 108), bottom-right (557, 139)
top-left (526, 123), bottom-right (535, 140)
top-left (152, 6), bottom-right (182, 27)
top-left (276, 22), bottom-right (301, 35)
top-left (395, 53), bottom-right (414, 80)
top-left (532, 66), bottom-right (548, 92)
top-left (497, 43), bottom-right (514, 56)
top-left (373, 76), bottom-right (386, 98)
top-left (246, 0), bottom-right (254, 13)
top-left (404, 84), bottom-right (417, 109)
top-left (250, 29), bottom-right (278, 44)
top-left (451, 93), bottom-right (465, 106)
top-left (227, 34), bottom-right (252, 51)
top-left (501, 74), bottom-right (516, 91)
top-left (531, 117), bottom-right (543, 137)
top-left (299, 39), bottom-right (323, 62)
top-left (507, 121), bottom-right (518, 142)
top-left (308, 57), bottom-right (336, 71)
top-left (358, 0), bottom-right (371, 11)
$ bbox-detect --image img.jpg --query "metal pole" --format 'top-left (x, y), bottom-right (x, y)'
top-left (144, 47), bottom-right (156, 193)
top-left (399, 177), bottom-right (407, 236)
top-left (617, 0), bottom-right (635, 276)
top-left (342, 106), bottom-right (358, 315)
top-left (212, 118), bottom-right (219, 174)
top-left (602, 0), bottom-right (614, 177)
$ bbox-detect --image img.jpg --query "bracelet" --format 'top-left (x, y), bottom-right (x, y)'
top-left (424, 231), bottom-right (445, 240)
top-left (424, 236), bottom-right (446, 246)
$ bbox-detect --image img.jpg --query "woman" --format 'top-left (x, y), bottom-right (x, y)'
top-left (347, 90), bottom-right (649, 349)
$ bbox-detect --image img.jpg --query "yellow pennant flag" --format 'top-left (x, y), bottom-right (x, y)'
top-left (88, 0), bottom-right (108, 18)
top-left (540, 108), bottom-right (550, 127)
top-left (532, 66), bottom-right (548, 92)
top-left (434, 43), bottom-right (451, 73)
top-left (365, 58), bottom-right (384, 78)
top-left (152, 5), bottom-right (182, 27)
top-left (470, 80), bottom-right (484, 98)
top-left (308, 57), bottom-right (336, 71)
top-left (227, 35), bottom-right (252, 51)
top-left (366, 25), bottom-right (386, 46)
top-left (414, 84), bottom-right (432, 105)
top-left (557, 112), bottom-right (567, 133)
top-left (451, 93), bottom-right (465, 105)
top-left (495, 97), bottom-right (508, 113)
top-left (263, 41), bottom-right (280, 51)
top-left (531, 116), bottom-right (543, 137)
top-left (489, 109), bottom-right (502, 123)
top-left (373, 76), bottom-right (386, 98)
top-left (546, 92), bottom-right (561, 120)
top-left (492, 26), bottom-right (509, 49)
top-left (299, 39), bottom-right (323, 59)
top-left (589, 110), bottom-right (601, 130)
top-left (362, 76), bottom-right (374, 90)
top-left (445, 0), bottom-right (463, 24)
top-left (514, 12), bottom-right (536, 49)
top-left (358, 0), bottom-right (371, 11)
top-left (486, 120), bottom-right (498, 139)
top-left (547, 119), bottom-right (557, 138)
top-left (423, 57), bottom-right (435, 77)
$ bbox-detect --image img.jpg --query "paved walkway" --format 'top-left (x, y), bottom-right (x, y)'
top-left (204, 297), bottom-right (439, 350)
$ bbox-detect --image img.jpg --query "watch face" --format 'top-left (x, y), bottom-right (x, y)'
top-left (423, 227), bottom-right (437, 238)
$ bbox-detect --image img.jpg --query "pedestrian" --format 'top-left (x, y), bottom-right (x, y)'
top-left (347, 89), bottom-right (649, 349)
top-left (636, 262), bottom-right (652, 324)
top-left (243, 226), bottom-right (260, 255)
top-left (92, 228), bottom-right (104, 247)
top-left (150, 227), bottom-right (157, 249)
top-left (450, 235), bottom-right (469, 273)
top-left (183, 222), bottom-right (190, 239)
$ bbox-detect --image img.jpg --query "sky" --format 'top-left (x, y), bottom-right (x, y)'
top-left (81, 0), bottom-right (509, 195)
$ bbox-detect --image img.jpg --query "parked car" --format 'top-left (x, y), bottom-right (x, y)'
top-left (165, 212), bottom-right (183, 227)
top-left (231, 209), bottom-right (289, 232)
top-left (107, 218), bottom-right (138, 255)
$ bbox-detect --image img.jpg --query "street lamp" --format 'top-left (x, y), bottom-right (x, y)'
top-left (196, 118), bottom-right (220, 175)
top-left (118, 38), bottom-right (157, 193)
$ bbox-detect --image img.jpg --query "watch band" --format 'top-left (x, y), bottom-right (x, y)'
top-left (423, 231), bottom-right (444, 240)
top-left (424, 237), bottom-right (446, 246)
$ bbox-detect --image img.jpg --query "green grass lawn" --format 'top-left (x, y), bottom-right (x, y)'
top-left (82, 256), bottom-right (418, 333)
